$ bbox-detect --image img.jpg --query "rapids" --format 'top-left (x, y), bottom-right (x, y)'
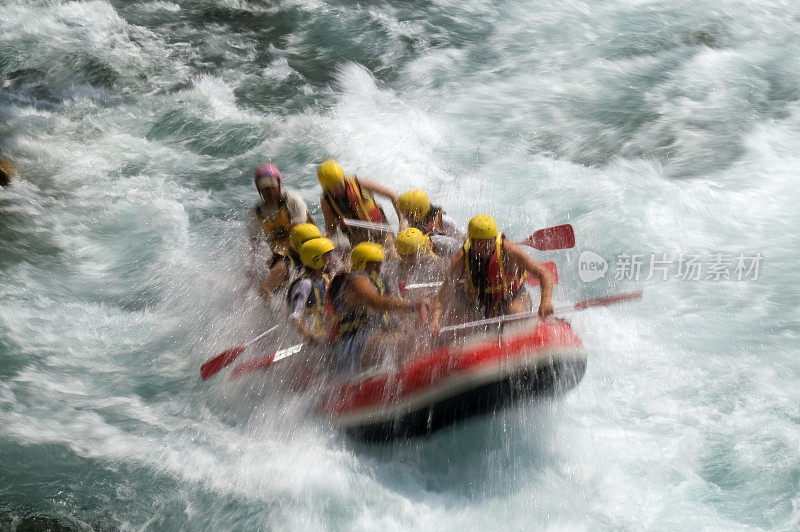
top-left (1, 0), bottom-right (798, 529)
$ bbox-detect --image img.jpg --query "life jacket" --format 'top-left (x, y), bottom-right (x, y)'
top-left (415, 205), bottom-right (444, 235)
top-left (463, 233), bottom-right (525, 316)
top-left (259, 200), bottom-right (292, 243)
top-left (327, 271), bottom-right (391, 341)
top-left (270, 250), bottom-right (304, 276)
top-left (324, 177), bottom-right (386, 235)
top-left (287, 272), bottom-right (328, 336)
top-left (263, 250), bottom-right (304, 295)
top-left (258, 195), bottom-right (315, 251)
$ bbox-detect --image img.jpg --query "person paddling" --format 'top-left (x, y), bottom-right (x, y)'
top-left (390, 228), bottom-right (446, 296)
top-left (328, 242), bottom-right (429, 373)
top-left (429, 215), bottom-right (554, 335)
top-left (286, 237), bottom-right (336, 345)
top-left (248, 162), bottom-right (315, 256)
top-left (259, 223), bottom-right (321, 302)
top-left (317, 159), bottom-right (401, 246)
top-left (396, 189), bottom-right (462, 238)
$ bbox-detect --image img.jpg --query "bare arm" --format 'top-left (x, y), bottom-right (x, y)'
top-left (320, 196), bottom-right (339, 237)
top-left (430, 249), bottom-right (465, 334)
top-left (357, 178), bottom-right (399, 204)
top-left (357, 177), bottom-right (405, 224)
top-left (291, 317), bottom-right (321, 344)
top-left (259, 259), bottom-right (288, 302)
top-left (504, 241), bottom-right (554, 317)
top-left (343, 276), bottom-right (422, 313)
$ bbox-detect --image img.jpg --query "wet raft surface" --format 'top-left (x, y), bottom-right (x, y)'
top-left (318, 319), bottom-right (587, 442)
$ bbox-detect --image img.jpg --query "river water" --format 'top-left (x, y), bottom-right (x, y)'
top-left (1, 0), bottom-right (798, 529)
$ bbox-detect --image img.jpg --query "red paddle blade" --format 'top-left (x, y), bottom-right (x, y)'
top-left (525, 261), bottom-right (559, 287)
top-left (200, 345), bottom-right (246, 380)
top-left (521, 224), bottom-right (575, 250)
top-left (573, 289), bottom-right (643, 310)
top-left (229, 353), bottom-right (277, 380)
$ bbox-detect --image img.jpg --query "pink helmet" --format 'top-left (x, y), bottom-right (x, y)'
top-left (254, 162), bottom-right (282, 188)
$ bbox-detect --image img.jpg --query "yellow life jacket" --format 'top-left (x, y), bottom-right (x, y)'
top-left (258, 198), bottom-right (315, 252)
top-left (329, 271), bottom-right (391, 341)
top-left (259, 203), bottom-right (291, 242)
top-left (270, 249), bottom-right (304, 275)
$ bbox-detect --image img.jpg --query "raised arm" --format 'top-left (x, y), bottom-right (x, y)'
top-left (357, 178), bottom-right (399, 203)
top-left (357, 177), bottom-right (404, 223)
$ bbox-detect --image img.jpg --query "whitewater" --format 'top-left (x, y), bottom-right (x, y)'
top-left (1, 0), bottom-right (798, 529)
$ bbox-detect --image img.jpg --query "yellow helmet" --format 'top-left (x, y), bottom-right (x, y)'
top-left (397, 189), bottom-right (430, 221)
top-left (396, 228), bottom-right (430, 256)
top-left (299, 237), bottom-right (335, 269)
top-left (317, 158), bottom-right (346, 190)
top-left (467, 214), bottom-right (498, 239)
top-left (289, 223), bottom-right (322, 252)
top-left (351, 242), bottom-right (385, 271)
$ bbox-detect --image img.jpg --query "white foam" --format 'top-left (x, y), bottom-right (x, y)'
top-left (2, 0), bottom-right (799, 528)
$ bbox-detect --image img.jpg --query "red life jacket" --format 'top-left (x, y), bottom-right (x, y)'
top-left (324, 177), bottom-right (386, 235)
top-left (462, 233), bottom-right (525, 316)
top-left (422, 207), bottom-right (444, 235)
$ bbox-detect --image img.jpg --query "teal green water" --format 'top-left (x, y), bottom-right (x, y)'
top-left (1, 0), bottom-right (799, 529)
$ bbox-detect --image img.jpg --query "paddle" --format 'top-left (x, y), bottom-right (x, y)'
top-left (403, 261), bottom-right (559, 292)
top-left (438, 289), bottom-right (643, 334)
top-left (342, 219), bottom-right (395, 233)
top-left (200, 325), bottom-right (279, 380)
top-left (228, 343), bottom-right (304, 380)
top-left (402, 281), bottom-right (442, 291)
top-left (517, 224), bottom-right (575, 251)
top-left (345, 220), bottom-right (575, 252)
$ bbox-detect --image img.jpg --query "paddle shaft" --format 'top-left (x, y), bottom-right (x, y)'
top-left (344, 220), bottom-right (575, 252)
top-left (200, 325), bottom-right (279, 380)
top-left (243, 325), bottom-right (279, 347)
top-left (404, 261), bottom-right (558, 291)
top-left (342, 219), bottom-right (395, 233)
top-left (228, 342), bottom-right (304, 380)
top-left (438, 290), bottom-right (643, 333)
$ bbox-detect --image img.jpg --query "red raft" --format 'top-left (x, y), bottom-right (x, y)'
top-left (313, 318), bottom-right (587, 441)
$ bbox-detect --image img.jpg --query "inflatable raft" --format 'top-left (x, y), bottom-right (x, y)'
top-left (314, 317), bottom-right (587, 441)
